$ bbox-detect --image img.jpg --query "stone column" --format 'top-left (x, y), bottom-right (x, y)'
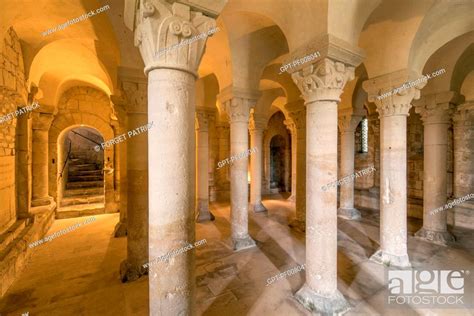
top-left (414, 92), bottom-right (460, 245)
top-left (286, 105), bottom-right (306, 232)
top-left (363, 69), bottom-right (426, 268)
top-left (284, 120), bottom-right (297, 202)
top-left (196, 108), bottom-right (215, 222)
top-left (112, 98), bottom-right (128, 237)
top-left (249, 113), bottom-right (267, 212)
top-left (133, 2), bottom-right (218, 314)
top-left (31, 108), bottom-right (56, 211)
top-left (337, 109), bottom-right (363, 220)
top-left (284, 138), bottom-right (291, 192)
top-left (215, 121), bottom-right (230, 199)
top-left (114, 72), bottom-right (149, 282)
top-left (218, 87), bottom-right (260, 251)
top-left (288, 42), bottom-right (363, 314)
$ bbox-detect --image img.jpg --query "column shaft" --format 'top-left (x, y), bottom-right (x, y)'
top-left (338, 129), bottom-right (361, 220)
top-left (120, 112), bottom-right (148, 282)
top-left (229, 120), bottom-right (255, 249)
top-left (148, 69), bottom-right (195, 315)
top-left (372, 114), bottom-right (410, 267)
top-left (249, 128), bottom-right (266, 212)
top-left (306, 100), bottom-right (338, 293)
top-left (196, 122), bottom-right (214, 221)
top-left (32, 129), bottom-right (49, 204)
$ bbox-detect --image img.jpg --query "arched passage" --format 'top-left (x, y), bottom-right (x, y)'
top-left (49, 113), bottom-right (117, 218)
top-left (56, 126), bottom-right (105, 218)
top-left (269, 134), bottom-right (289, 192)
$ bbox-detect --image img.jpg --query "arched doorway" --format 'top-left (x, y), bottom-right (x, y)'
top-left (56, 126), bottom-right (106, 218)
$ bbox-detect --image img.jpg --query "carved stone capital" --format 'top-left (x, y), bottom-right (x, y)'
top-left (31, 109), bottom-right (54, 130)
top-left (134, 1), bottom-right (217, 77)
top-left (249, 113), bottom-right (267, 131)
top-left (291, 58), bottom-right (355, 103)
top-left (215, 123), bottom-right (230, 139)
top-left (287, 108), bottom-right (306, 130)
top-left (118, 67), bottom-right (148, 114)
top-left (283, 119), bottom-right (296, 134)
top-left (414, 91), bottom-right (462, 124)
top-left (195, 108), bottom-right (214, 131)
top-left (453, 101), bottom-right (474, 124)
top-left (338, 109), bottom-right (363, 133)
top-left (363, 69), bottom-right (427, 117)
top-left (218, 86), bottom-right (260, 124)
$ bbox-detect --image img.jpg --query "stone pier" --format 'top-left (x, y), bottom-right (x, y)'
top-left (249, 113), bottom-right (267, 213)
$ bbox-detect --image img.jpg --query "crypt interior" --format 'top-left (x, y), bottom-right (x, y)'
top-left (0, 0), bottom-right (473, 315)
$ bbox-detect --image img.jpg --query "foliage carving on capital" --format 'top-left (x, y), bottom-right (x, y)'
top-left (134, 0), bottom-right (217, 76)
top-left (283, 119), bottom-right (296, 135)
top-left (363, 70), bottom-right (426, 118)
top-left (287, 108), bottom-right (306, 130)
top-left (291, 58), bottom-right (355, 102)
top-left (195, 109), bottom-right (214, 131)
top-left (453, 102), bottom-right (474, 124)
top-left (415, 91), bottom-right (462, 124)
top-left (249, 113), bottom-right (267, 131)
top-left (122, 81), bottom-right (148, 114)
top-left (223, 98), bottom-right (253, 124)
top-left (338, 112), bottom-right (362, 133)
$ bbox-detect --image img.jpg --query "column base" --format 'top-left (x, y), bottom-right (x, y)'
top-left (196, 199), bottom-right (215, 222)
top-left (289, 218), bottom-right (305, 232)
top-left (196, 210), bottom-right (215, 222)
top-left (31, 196), bottom-right (55, 207)
top-left (31, 199), bottom-right (56, 214)
top-left (114, 221), bottom-right (127, 237)
top-left (414, 227), bottom-right (455, 246)
top-left (295, 284), bottom-right (351, 315)
top-left (287, 194), bottom-right (296, 203)
top-left (369, 249), bottom-right (411, 268)
top-left (119, 259), bottom-right (148, 283)
top-left (337, 208), bottom-right (361, 220)
top-left (249, 202), bottom-right (267, 213)
top-left (232, 235), bottom-right (256, 251)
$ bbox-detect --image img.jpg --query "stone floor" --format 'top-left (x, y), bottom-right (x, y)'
top-left (1, 193), bottom-right (473, 315)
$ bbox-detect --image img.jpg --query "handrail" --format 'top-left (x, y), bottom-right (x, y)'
top-left (70, 130), bottom-right (102, 147)
top-left (58, 140), bottom-right (72, 180)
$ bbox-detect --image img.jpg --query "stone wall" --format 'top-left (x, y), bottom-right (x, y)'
top-left (407, 110), bottom-right (424, 200)
top-left (0, 27), bottom-right (27, 232)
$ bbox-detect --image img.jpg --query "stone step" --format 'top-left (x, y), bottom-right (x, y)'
top-left (56, 203), bottom-right (105, 219)
top-left (0, 219), bottom-right (28, 254)
top-left (68, 164), bottom-right (99, 171)
top-left (60, 194), bottom-right (105, 207)
top-left (67, 175), bottom-right (104, 182)
top-left (66, 181), bottom-right (103, 190)
top-left (63, 187), bottom-right (104, 197)
top-left (70, 170), bottom-right (103, 176)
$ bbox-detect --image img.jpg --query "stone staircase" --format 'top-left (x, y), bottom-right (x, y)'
top-left (57, 157), bottom-right (105, 219)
